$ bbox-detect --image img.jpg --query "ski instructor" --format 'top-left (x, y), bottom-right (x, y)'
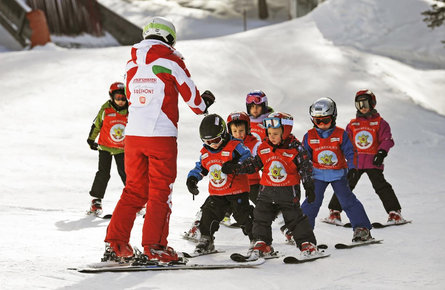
top-left (104, 16), bottom-right (215, 263)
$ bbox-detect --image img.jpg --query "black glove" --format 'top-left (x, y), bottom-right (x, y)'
top-left (372, 149), bottom-right (387, 166)
top-left (201, 90), bottom-right (215, 113)
top-left (303, 181), bottom-right (315, 203)
top-left (221, 160), bottom-right (241, 174)
top-left (87, 139), bottom-right (98, 151)
top-left (186, 176), bottom-right (199, 195)
top-left (347, 168), bottom-right (358, 183)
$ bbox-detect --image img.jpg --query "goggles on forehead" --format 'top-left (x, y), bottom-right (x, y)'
top-left (203, 136), bottom-right (222, 146)
top-left (313, 116), bottom-right (332, 125)
top-left (263, 117), bottom-right (293, 129)
top-left (246, 94), bottom-right (267, 105)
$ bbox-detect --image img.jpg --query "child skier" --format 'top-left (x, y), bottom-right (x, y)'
top-left (222, 112), bottom-right (319, 257)
top-left (245, 90), bottom-right (274, 142)
top-left (226, 111), bottom-right (262, 204)
top-left (184, 112), bottom-right (261, 240)
top-left (87, 82), bottom-right (128, 215)
top-left (326, 90), bottom-right (406, 224)
top-left (300, 97), bottom-right (373, 242)
top-left (186, 114), bottom-right (254, 254)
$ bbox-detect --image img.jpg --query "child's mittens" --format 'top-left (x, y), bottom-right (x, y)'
top-left (87, 139), bottom-right (98, 150)
top-left (303, 180), bottom-right (315, 203)
top-left (221, 160), bottom-right (240, 174)
top-left (201, 90), bottom-right (215, 113)
top-left (186, 176), bottom-right (199, 195)
top-left (372, 149), bottom-right (387, 166)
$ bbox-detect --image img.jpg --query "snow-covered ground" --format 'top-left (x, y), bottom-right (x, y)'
top-left (1, 0), bottom-right (445, 289)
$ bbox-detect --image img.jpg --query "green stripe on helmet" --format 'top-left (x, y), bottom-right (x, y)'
top-left (143, 23), bottom-right (176, 39)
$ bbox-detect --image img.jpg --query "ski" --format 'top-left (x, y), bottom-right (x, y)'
top-left (230, 250), bottom-right (282, 263)
top-left (335, 239), bottom-right (383, 249)
top-left (182, 249), bottom-right (225, 258)
top-left (69, 258), bottom-right (265, 273)
top-left (283, 252), bottom-right (330, 264)
top-left (321, 218), bottom-right (351, 228)
top-left (372, 220), bottom-right (412, 228)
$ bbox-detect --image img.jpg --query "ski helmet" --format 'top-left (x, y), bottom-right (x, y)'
top-left (142, 16), bottom-right (176, 47)
top-left (246, 90), bottom-right (268, 115)
top-left (227, 111), bottom-right (251, 135)
top-left (199, 114), bottom-right (227, 146)
top-left (309, 97), bottom-right (337, 127)
top-left (109, 82), bottom-right (125, 99)
top-left (263, 112), bottom-right (293, 140)
top-left (355, 89), bottom-right (376, 110)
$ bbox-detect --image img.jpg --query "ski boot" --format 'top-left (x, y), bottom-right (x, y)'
top-left (88, 198), bottom-right (103, 216)
top-left (102, 242), bottom-right (134, 263)
top-left (326, 209), bottom-right (342, 224)
top-left (280, 225), bottom-right (295, 244)
top-left (299, 241), bottom-right (318, 256)
top-left (250, 241), bottom-right (274, 258)
top-left (387, 210), bottom-right (406, 224)
top-left (194, 235), bottom-right (215, 254)
top-left (352, 227), bottom-right (372, 242)
top-left (144, 244), bottom-right (182, 264)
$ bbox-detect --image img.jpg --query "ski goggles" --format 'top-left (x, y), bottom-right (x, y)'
top-left (114, 96), bottom-right (127, 101)
top-left (263, 117), bottom-right (293, 129)
top-left (202, 136), bottom-right (223, 146)
top-left (246, 94), bottom-right (267, 105)
top-left (313, 116), bottom-right (332, 125)
top-left (355, 99), bottom-right (370, 110)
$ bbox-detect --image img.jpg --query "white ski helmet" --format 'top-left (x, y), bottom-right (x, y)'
top-left (309, 97), bottom-right (337, 127)
top-left (142, 16), bottom-right (176, 47)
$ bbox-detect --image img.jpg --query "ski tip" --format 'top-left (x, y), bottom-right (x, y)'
top-left (317, 244), bottom-right (328, 250)
top-left (102, 214), bottom-right (112, 219)
top-left (230, 253), bottom-right (248, 262)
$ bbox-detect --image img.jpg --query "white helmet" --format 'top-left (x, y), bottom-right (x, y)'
top-left (309, 97), bottom-right (337, 127)
top-left (142, 16), bottom-right (176, 47)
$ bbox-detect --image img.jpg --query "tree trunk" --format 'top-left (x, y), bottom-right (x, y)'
top-left (258, 0), bottom-right (268, 19)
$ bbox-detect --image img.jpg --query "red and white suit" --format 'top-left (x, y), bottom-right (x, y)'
top-left (106, 39), bottom-right (206, 248)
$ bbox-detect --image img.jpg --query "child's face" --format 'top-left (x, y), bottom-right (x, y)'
top-left (230, 124), bottom-right (247, 140)
top-left (113, 93), bottom-right (127, 107)
top-left (359, 107), bottom-right (370, 114)
top-left (267, 127), bottom-right (282, 145)
top-left (249, 104), bottom-right (263, 118)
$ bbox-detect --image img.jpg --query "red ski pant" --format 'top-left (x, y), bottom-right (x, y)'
top-left (105, 136), bottom-right (177, 247)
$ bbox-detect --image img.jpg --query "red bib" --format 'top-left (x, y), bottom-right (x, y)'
top-left (98, 107), bottom-right (128, 149)
top-left (257, 142), bottom-right (300, 187)
top-left (200, 140), bottom-right (250, 196)
top-left (243, 135), bottom-right (261, 185)
top-left (348, 117), bottom-right (381, 154)
top-left (250, 121), bottom-right (266, 142)
top-left (307, 127), bottom-right (348, 170)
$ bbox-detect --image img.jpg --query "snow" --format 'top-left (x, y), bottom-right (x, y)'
top-left (1, 0), bottom-right (445, 289)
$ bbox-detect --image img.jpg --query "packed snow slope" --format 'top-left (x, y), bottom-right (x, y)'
top-left (1, 0), bottom-right (445, 289)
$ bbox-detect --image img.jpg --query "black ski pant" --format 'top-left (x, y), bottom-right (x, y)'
top-left (89, 150), bottom-right (126, 199)
top-left (199, 192), bottom-right (253, 240)
top-left (328, 168), bottom-right (401, 214)
top-left (224, 184), bottom-right (260, 217)
top-left (253, 185), bottom-right (316, 249)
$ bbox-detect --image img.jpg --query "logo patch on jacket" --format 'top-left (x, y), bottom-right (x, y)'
top-left (221, 151), bottom-right (230, 157)
top-left (201, 153), bottom-right (209, 159)
top-left (260, 148), bottom-right (271, 154)
top-left (330, 137), bottom-right (340, 142)
top-left (309, 139), bottom-right (320, 144)
top-left (282, 152), bottom-right (294, 158)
